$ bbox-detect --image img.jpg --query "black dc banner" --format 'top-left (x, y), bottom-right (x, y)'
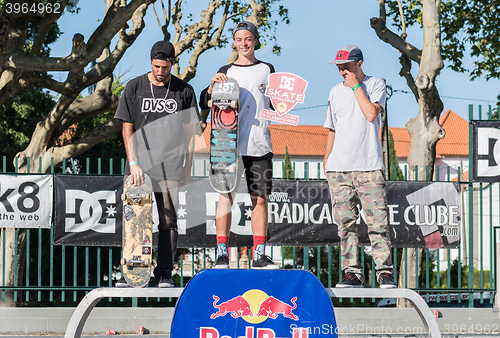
top-left (54, 175), bottom-right (123, 246)
top-left (472, 120), bottom-right (500, 182)
top-left (53, 176), bottom-right (461, 249)
top-left (267, 180), bottom-right (461, 248)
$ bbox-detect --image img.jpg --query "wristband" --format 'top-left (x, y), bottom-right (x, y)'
top-left (352, 84), bottom-right (361, 91)
top-left (129, 161), bottom-right (139, 166)
top-left (352, 84), bottom-right (362, 92)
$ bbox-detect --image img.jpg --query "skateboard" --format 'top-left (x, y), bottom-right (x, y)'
top-left (208, 77), bottom-right (239, 193)
top-left (120, 174), bottom-right (153, 287)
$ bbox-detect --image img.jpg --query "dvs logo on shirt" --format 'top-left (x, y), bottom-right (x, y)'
top-left (142, 98), bottom-right (178, 114)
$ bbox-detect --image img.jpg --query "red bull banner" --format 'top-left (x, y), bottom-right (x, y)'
top-left (170, 269), bottom-right (337, 337)
top-left (260, 72), bottom-right (308, 126)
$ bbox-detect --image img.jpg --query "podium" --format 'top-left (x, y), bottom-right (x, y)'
top-left (170, 269), bottom-right (337, 338)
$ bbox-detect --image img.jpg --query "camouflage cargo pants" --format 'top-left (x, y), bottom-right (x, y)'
top-left (326, 170), bottom-right (393, 282)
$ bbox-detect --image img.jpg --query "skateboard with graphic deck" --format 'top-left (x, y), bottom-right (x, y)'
top-left (120, 174), bottom-right (153, 287)
top-left (208, 77), bottom-right (239, 193)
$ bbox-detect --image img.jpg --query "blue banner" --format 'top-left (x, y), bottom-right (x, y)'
top-left (170, 269), bottom-right (337, 337)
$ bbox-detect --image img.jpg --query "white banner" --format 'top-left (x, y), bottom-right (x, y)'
top-left (0, 174), bottom-right (53, 228)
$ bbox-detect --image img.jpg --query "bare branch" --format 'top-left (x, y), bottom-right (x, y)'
top-left (370, 16), bottom-right (421, 63)
top-left (397, 0), bottom-right (407, 40)
top-left (399, 54), bottom-right (418, 101)
top-left (172, 0), bottom-right (184, 44)
top-left (175, 0), bottom-right (230, 80)
top-left (246, 0), bottom-right (264, 26)
top-left (152, 1), bottom-right (164, 30)
top-left (51, 118), bottom-right (123, 169)
top-left (371, 0), bottom-right (419, 62)
top-left (55, 86), bottom-right (119, 140)
top-left (2, 0), bottom-right (152, 73)
top-left (30, 24), bottom-right (52, 56)
top-left (378, 0), bottom-right (386, 23)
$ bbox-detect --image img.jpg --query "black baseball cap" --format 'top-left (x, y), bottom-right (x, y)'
top-left (150, 40), bottom-right (175, 62)
top-left (329, 45), bottom-right (364, 64)
top-left (233, 21), bottom-right (261, 50)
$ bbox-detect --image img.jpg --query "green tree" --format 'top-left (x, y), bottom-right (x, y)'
top-left (370, 0), bottom-right (500, 296)
top-left (283, 146), bottom-right (294, 179)
top-left (0, 88), bottom-right (55, 172)
top-left (387, 129), bottom-right (404, 181)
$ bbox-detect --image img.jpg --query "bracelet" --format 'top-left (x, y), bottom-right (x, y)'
top-left (352, 84), bottom-right (362, 92)
top-left (129, 161), bottom-right (138, 166)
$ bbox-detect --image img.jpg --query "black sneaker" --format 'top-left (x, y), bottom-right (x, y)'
top-left (336, 272), bottom-right (364, 288)
top-left (214, 255), bottom-right (230, 269)
top-left (157, 276), bottom-right (175, 288)
top-left (115, 276), bottom-right (130, 288)
top-left (378, 272), bottom-right (397, 289)
top-left (252, 255), bottom-right (280, 270)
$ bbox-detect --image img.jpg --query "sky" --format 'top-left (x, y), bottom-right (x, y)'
top-left (50, 0), bottom-right (500, 128)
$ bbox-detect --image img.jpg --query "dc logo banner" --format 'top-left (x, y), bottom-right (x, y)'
top-left (54, 175), bottom-right (123, 246)
top-left (473, 121), bottom-right (500, 182)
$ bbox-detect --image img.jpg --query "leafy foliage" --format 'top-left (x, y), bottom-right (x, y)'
top-left (385, 0), bottom-right (500, 80)
top-left (0, 89), bottom-right (55, 171)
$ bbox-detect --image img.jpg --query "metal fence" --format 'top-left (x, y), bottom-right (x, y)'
top-left (0, 106), bottom-right (498, 308)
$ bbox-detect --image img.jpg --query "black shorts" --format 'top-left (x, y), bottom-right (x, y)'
top-left (241, 153), bottom-right (273, 196)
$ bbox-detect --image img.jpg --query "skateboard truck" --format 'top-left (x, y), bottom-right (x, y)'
top-left (121, 256), bottom-right (150, 266)
top-left (121, 193), bottom-right (151, 204)
top-left (208, 99), bottom-right (238, 110)
top-left (210, 162), bottom-right (236, 173)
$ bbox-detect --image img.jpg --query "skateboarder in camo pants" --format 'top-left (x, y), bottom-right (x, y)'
top-left (323, 45), bottom-right (396, 289)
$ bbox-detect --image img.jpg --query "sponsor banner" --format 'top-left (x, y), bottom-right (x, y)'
top-left (0, 174), bottom-right (53, 228)
top-left (52, 176), bottom-right (461, 248)
top-left (472, 120), bottom-right (500, 182)
top-left (261, 72), bottom-right (308, 126)
top-left (54, 175), bottom-right (124, 246)
top-left (268, 180), bottom-right (461, 249)
top-left (170, 269), bottom-right (337, 338)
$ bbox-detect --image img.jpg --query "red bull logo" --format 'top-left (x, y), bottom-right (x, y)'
top-left (211, 295), bottom-right (254, 319)
top-left (211, 290), bottom-right (299, 323)
top-left (200, 326), bottom-right (309, 338)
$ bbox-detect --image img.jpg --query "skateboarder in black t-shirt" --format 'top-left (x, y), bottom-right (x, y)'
top-left (114, 40), bottom-right (200, 287)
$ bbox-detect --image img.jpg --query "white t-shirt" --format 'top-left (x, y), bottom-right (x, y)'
top-left (323, 75), bottom-right (387, 172)
top-left (217, 62), bottom-right (274, 157)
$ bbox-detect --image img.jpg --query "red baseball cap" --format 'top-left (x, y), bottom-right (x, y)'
top-left (329, 45), bottom-right (363, 64)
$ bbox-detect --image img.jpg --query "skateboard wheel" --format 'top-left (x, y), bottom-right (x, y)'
top-left (206, 163), bottom-right (211, 172)
top-left (146, 194), bottom-right (151, 200)
top-left (121, 258), bottom-right (126, 265)
top-left (144, 258), bottom-right (150, 266)
top-left (121, 193), bottom-right (125, 201)
top-left (208, 99), bottom-right (213, 108)
top-left (230, 100), bottom-right (238, 109)
top-left (228, 164), bottom-right (236, 173)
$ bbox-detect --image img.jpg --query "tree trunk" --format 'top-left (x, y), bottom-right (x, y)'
top-left (371, 0), bottom-right (445, 307)
top-left (397, 0), bottom-right (445, 307)
top-left (0, 0), bottom-right (152, 307)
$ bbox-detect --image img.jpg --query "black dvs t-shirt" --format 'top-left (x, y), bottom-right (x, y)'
top-left (114, 73), bottom-right (200, 181)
